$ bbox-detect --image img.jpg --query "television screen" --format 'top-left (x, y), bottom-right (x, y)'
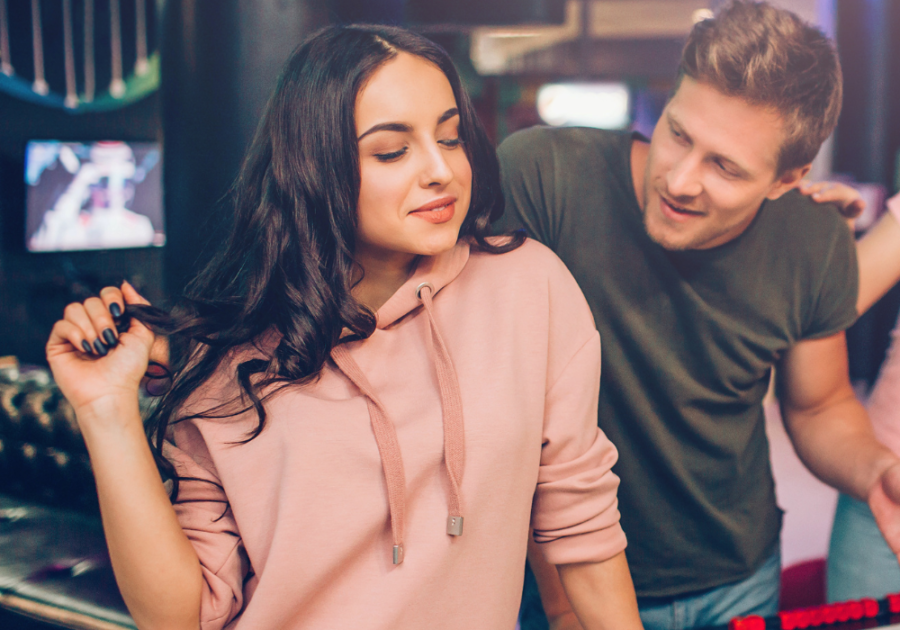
top-left (25, 140), bottom-right (165, 252)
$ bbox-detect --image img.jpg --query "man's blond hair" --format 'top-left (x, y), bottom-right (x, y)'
top-left (679, 1), bottom-right (842, 175)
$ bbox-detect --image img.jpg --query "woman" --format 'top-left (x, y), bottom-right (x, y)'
top-left (807, 186), bottom-right (900, 601)
top-left (46, 25), bottom-right (643, 630)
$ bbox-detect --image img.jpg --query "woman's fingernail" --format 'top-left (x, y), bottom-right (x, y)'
top-left (93, 339), bottom-right (109, 357)
top-left (102, 329), bottom-right (118, 347)
top-left (82, 340), bottom-right (93, 354)
top-left (110, 303), bottom-right (122, 318)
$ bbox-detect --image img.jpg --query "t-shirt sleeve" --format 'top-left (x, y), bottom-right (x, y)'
top-left (164, 422), bottom-right (250, 630)
top-left (530, 251), bottom-right (627, 565)
top-left (494, 127), bottom-right (561, 249)
top-left (803, 215), bottom-right (859, 339)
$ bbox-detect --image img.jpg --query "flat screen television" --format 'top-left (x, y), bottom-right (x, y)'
top-left (25, 140), bottom-right (165, 253)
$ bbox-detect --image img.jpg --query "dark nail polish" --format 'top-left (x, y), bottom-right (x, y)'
top-left (110, 303), bottom-right (122, 318)
top-left (81, 340), bottom-right (92, 354)
top-left (102, 329), bottom-right (118, 347)
top-left (93, 339), bottom-right (109, 357)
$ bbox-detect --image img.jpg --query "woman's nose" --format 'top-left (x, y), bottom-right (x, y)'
top-left (420, 143), bottom-right (453, 187)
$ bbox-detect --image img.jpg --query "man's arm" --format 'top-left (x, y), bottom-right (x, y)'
top-left (777, 332), bottom-right (900, 554)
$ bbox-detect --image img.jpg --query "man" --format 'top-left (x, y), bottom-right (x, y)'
top-left (495, 2), bottom-right (900, 628)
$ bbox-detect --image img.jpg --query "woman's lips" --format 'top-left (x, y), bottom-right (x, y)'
top-left (410, 198), bottom-right (456, 224)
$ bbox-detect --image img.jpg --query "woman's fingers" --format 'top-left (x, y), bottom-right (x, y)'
top-left (799, 180), bottom-right (866, 218)
top-left (47, 318), bottom-right (95, 358)
top-left (83, 297), bottom-right (119, 353)
top-left (798, 180), bottom-right (828, 195)
top-left (62, 302), bottom-right (104, 355)
top-left (121, 280), bottom-right (151, 306)
top-left (99, 286), bottom-right (126, 319)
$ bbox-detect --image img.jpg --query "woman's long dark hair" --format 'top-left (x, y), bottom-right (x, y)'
top-left (133, 24), bottom-right (523, 499)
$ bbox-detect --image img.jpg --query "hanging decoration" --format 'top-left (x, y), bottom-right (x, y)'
top-left (0, 0), bottom-right (160, 112)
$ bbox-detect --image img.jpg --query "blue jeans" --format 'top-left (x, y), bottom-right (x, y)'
top-left (827, 493), bottom-right (900, 601)
top-left (638, 549), bottom-right (781, 630)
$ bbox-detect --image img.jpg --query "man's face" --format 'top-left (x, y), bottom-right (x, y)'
top-left (642, 76), bottom-right (805, 251)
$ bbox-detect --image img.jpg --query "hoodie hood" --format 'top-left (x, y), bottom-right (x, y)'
top-left (374, 240), bottom-right (470, 329)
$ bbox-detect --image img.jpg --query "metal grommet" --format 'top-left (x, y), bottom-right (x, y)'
top-left (415, 281), bottom-right (434, 300)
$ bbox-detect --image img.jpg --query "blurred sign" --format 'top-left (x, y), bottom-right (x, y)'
top-left (537, 82), bottom-right (630, 129)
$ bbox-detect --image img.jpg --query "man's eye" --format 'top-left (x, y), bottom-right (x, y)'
top-left (374, 147), bottom-right (408, 162)
top-left (716, 161), bottom-right (738, 178)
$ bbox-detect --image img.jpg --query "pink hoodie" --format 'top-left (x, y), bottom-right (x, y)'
top-left (164, 238), bottom-right (626, 630)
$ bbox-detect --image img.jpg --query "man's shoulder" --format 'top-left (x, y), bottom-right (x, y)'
top-left (761, 189), bottom-right (851, 247)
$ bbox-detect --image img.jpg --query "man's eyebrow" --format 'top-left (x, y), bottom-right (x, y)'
top-left (667, 112), bottom-right (688, 137)
top-left (668, 111), bottom-right (751, 176)
top-left (357, 108), bottom-right (460, 141)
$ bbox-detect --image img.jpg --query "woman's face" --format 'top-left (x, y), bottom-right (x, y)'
top-left (355, 52), bottom-right (472, 265)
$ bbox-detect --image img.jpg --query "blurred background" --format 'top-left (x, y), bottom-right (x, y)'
top-left (0, 1), bottom-right (898, 627)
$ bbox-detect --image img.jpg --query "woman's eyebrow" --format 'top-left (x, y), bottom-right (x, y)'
top-left (357, 108), bottom-right (460, 141)
top-left (438, 107), bottom-right (459, 124)
top-left (357, 122), bottom-right (412, 141)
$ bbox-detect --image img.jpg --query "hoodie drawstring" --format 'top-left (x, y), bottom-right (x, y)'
top-left (331, 345), bottom-right (408, 565)
top-left (416, 282), bottom-right (466, 537)
top-left (329, 280), bottom-right (466, 565)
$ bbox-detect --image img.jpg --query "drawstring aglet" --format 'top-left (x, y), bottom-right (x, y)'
top-left (393, 545), bottom-right (404, 565)
top-left (447, 515), bottom-right (464, 536)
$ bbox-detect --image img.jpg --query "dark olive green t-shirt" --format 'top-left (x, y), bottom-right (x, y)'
top-left (496, 126), bottom-right (859, 597)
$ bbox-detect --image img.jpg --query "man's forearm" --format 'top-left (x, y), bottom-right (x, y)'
top-left (782, 394), bottom-right (898, 500)
top-left (558, 551), bottom-right (643, 630)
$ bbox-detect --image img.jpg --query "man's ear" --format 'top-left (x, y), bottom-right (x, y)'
top-left (765, 164), bottom-right (812, 200)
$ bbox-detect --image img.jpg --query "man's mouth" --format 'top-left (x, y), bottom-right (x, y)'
top-left (659, 195), bottom-right (703, 221)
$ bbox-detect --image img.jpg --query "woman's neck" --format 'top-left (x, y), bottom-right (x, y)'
top-left (352, 247), bottom-right (419, 313)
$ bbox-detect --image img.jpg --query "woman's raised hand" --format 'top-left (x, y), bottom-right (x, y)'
top-left (46, 281), bottom-right (155, 420)
top-left (798, 180), bottom-right (866, 229)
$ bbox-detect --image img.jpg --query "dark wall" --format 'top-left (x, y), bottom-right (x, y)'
top-left (0, 92), bottom-right (164, 366)
top-left (161, 0), bottom-right (330, 295)
top-left (835, 0), bottom-right (900, 385)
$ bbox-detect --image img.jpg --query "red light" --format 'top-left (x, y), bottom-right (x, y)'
top-left (836, 602), bottom-right (851, 622)
top-left (779, 610), bottom-right (797, 630)
top-left (888, 594), bottom-right (900, 614)
top-left (862, 598), bottom-right (879, 618)
top-left (809, 607), bottom-right (824, 626)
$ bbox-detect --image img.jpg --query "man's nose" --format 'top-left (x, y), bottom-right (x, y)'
top-left (666, 154), bottom-right (703, 200)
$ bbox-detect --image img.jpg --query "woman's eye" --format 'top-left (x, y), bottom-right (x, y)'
top-left (374, 147), bottom-right (408, 162)
top-left (439, 137), bottom-right (462, 148)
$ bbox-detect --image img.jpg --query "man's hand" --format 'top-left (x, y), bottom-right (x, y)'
top-left (868, 461), bottom-right (900, 559)
top-left (798, 180), bottom-right (865, 229)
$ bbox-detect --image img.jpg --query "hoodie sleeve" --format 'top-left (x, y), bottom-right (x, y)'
top-left (164, 422), bottom-right (250, 630)
top-left (530, 250), bottom-right (627, 565)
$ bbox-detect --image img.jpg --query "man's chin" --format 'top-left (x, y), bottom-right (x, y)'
top-left (643, 216), bottom-right (697, 251)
